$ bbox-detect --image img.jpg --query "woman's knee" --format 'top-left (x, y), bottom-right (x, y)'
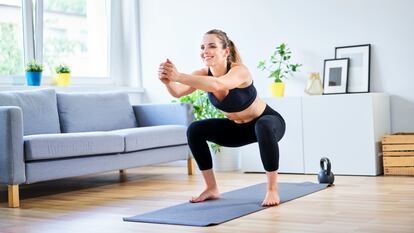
top-left (255, 116), bottom-right (275, 133)
top-left (187, 121), bottom-right (202, 138)
top-left (255, 115), bottom-right (285, 139)
top-left (186, 120), bottom-right (214, 139)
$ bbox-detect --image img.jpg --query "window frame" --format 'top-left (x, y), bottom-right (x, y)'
top-left (0, 0), bottom-right (116, 86)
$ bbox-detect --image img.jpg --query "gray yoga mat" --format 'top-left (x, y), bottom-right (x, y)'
top-left (123, 182), bottom-right (329, 226)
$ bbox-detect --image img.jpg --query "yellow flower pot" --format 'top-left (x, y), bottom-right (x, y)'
top-left (270, 82), bottom-right (285, 97)
top-left (56, 73), bottom-right (71, 86)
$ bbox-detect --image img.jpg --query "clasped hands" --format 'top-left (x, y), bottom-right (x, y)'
top-left (158, 59), bottom-right (180, 84)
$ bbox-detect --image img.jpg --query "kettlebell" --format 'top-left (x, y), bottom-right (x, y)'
top-left (318, 157), bottom-right (334, 185)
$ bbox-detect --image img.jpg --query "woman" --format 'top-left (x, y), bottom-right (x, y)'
top-left (158, 29), bottom-right (285, 206)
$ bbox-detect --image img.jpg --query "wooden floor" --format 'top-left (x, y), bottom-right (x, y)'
top-left (1, 164), bottom-right (413, 233)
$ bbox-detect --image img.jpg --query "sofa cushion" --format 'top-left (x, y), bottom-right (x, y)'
top-left (57, 92), bottom-right (137, 133)
top-left (112, 125), bottom-right (187, 152)
top-left (0, 89), bottom-right (61, 135)
top-left (24, 132), bottom-right (125, 161)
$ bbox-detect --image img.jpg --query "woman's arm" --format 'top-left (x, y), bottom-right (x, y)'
top-left (164, 82), bottom-right (195, 98)
top-left (162, 69), bottom-right (206, 98)
top-left (179, 65), bottom-right (251, 92)
top-left (162, 62), bottom-right (251, 92)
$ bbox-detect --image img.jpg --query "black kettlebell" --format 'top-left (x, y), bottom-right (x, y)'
top-left (318, 157), bottom-right (334, 185)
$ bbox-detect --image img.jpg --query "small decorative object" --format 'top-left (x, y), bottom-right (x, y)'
top-left (25, 60), bottom-right (43, 86)
top-left (258, 43), bottom-right (302, 97)
top-left (55, 64), bottom-right (71, 86)
top-left (335, 44), bottom-right (371, 93)
top-left (304, 72), bottom-right (323, 95)
top-left (323, 58), bottom-right (349, 94)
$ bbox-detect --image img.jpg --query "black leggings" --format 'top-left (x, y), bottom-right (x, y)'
top-left (187, 105), bottom-right (286, 172)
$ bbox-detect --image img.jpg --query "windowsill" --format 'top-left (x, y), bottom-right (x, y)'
top-left (0, 84), bottom-right (145, 93)
top-left (0, 75), bottom-right (144, 93)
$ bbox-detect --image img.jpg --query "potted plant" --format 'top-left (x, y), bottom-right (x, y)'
top-left (55, 64), bottom-right (71, 86)
top-left (258, 43), bottom-right (302, 97)
top-left (177, 90), bottom-right (240, 171)
top-left (25, 60), bottom-right (43, 86)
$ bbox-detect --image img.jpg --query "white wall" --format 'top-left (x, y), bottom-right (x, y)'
top-left (139, 0), bottom-right (414, 133)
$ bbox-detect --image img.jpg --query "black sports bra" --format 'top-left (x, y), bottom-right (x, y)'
top-left (207, 63), bottom-right (257, 113)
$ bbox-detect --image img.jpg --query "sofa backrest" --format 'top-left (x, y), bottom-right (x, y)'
top-left (0, 89), bottom-right (61, 135)
top-left (57, 92), bottom-right (137, 133)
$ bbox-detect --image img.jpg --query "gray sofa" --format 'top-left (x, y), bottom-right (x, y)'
top-left (0, 89), bottom-right (195, 207)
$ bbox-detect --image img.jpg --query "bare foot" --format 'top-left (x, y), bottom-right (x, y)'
top-left (261, 190), bottom-right (280, 206)
top-left (190, 187), bottom-right (220, 203)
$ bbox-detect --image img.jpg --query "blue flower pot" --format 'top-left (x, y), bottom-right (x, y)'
top-left (26, 72), bottom-right (42, 86)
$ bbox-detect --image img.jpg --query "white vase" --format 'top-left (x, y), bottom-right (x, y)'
top-left (210, 146), bottom-right (241, 172)
top-left (304, 72), bottom-right (323, 95)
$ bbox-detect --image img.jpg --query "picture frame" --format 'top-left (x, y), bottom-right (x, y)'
top-left (323, 58), bottom-right (349, 95)
top-left (335, 44), bottom-right (371, 93)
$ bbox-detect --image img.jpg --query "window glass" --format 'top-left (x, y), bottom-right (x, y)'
top-left (43, 0), bottom-right (108, 77)
top-left (0, 0), bottom-right (24, 76)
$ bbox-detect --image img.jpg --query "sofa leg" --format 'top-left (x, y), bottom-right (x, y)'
top-left (119, 169), bottom-right (127, 182)
top-left (8, 185), bottom-right (20, 208)
top-left (187, 158), bottom-right (195, 175)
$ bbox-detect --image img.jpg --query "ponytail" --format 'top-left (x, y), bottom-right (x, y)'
top-left (228, 39), bottom-right (242, 63)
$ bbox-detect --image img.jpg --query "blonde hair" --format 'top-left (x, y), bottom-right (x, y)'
top-left (205, 29), bottom-right (242, 63)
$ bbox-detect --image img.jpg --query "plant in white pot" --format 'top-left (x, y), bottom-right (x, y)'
top-left (177, 90), bottom-right (241, 171)
top-left (258, 43), bottom-right (302, 97)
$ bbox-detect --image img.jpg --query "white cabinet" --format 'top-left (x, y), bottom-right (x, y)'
top-left (302, 93), bottom-right (390, 175)
top-left (241, 97), bottom-right (305, 173)
top-left (240, 93), bottom-right (390, 176)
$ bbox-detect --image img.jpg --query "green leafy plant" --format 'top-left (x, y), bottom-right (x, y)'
top-left (25, 60), bottom-right (43, 72)
top-left (257, 43), bottom-right (302, 83)
top-left (176, 90), bottom-right (225, 153)
top-left (55, 64), bottom-right (70, 74)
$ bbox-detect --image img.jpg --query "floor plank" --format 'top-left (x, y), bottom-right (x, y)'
top-left (1, 164), bottom-right (413, 233)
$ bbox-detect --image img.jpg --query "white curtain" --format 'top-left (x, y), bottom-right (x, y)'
top-left (109, 0), bottom-right (142, 87)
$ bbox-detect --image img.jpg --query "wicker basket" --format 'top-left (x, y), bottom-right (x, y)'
top-left (382, 133), bottom-right (414, 176)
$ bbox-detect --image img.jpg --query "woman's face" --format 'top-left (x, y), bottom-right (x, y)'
top-left (200, 34), bottom-right (229, 67)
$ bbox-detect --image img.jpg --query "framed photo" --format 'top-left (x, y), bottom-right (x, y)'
top-left (335, 44), bottom-right (371, 93)
top-left (323, 58), bottom-right (349, 94)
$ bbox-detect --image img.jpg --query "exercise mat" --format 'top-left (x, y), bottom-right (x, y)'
top-left (124, 182), bottom-right (329, 226)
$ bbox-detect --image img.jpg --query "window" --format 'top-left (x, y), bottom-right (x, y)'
top-left (0, 0), bottom-right (24, 76)
top-left (0, 0), bottom-right (140, 88)
top-left (43, 0), bottom-right (108, 78)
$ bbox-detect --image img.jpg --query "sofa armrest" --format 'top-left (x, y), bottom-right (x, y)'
top-left (132, 103), bottom-right (194, 127)
top-left (0, 106), bottom-right (25, 185)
